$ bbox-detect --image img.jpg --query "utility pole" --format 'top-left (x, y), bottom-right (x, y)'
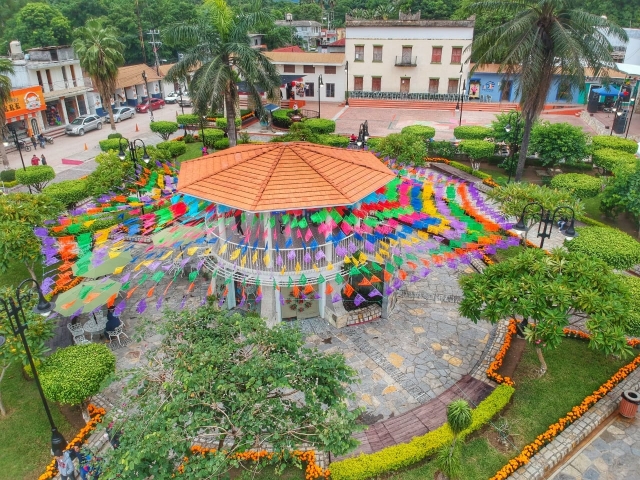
top-left (135, 0), bottom-right (147, 64)
top-left (147, 29), bottom-right (162, 76)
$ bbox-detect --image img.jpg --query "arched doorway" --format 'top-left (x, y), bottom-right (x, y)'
top-left (31, 118), bottom-right (40, 136)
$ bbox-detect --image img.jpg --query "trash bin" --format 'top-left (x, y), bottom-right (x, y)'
top-left (619, 390), bottom-right (640, 418)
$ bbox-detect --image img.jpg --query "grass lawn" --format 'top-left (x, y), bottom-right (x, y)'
top-left (0, 259), bottom-right (38, 289)
top-left (177, 142), bottom-right (206, 163)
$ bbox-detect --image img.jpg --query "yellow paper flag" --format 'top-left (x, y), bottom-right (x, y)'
top-left (252, 251), bottom-right (258, 263)
top-left (326, 262), bottom-right (334, 270)
top-left (218, 243), bottom-right (228, 255)
top-left (295, 261), bottom-right (301, 273)
top-left (160, 250), bottom-right (174, 261)
top-left (313, 263), bottom-right (319, 272)
top-left (375, 253), bottom-right (384, 263)
top-left (263, 253), bottom-right (271, 265)
top-left (229, 248), bottom-right (241, 261)
top-left (344, 256), bottom-right (351, 264)
top-left (187, 247), bottom-right (198, 256)
top-left (240, 255), bottom-right (247, 267)
top-left (113, 266), bottom-right (124, 275)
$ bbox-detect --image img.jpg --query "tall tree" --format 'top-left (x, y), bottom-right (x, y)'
top-left (470, 0), bottom-right (627, 182)
top-left (0, 58), bottom-right (14, 168)
top-left (165, 0), bottom-right (281, 146)
top-left (5, 3), bottom-right (72, 50)
top-left (73, 19), bottom-right (125, 131)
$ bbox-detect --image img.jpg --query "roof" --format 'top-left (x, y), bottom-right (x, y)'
top-left (271, 46), bottom-right (305, 53)
top-left (158, 63), bottom-right (176, 76)
top-left (328, 38), bottom-right (345, 47)
top-left (116, 64), bottom-right (163, 90)
top-left (275, 20), bottom-right (322, 27)
top-left (177, 142), bottom-right (396, 212)
top-left (470, 63), bottom-right (627, 78)
top-left (264, 52), bottom-right (345, 65)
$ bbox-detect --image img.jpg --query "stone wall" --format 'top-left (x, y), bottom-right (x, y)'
top-left (326, 302), bottom-right (382, 328)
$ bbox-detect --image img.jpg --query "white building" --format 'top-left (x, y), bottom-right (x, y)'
top-left (274, 20), bottom-right (322, 50)
top-left (345, 17), bottom-right (474, 95)
top-left (104, 64), bottom-right (164, 114)
top-left (264, 52), bottom-right (346, 106)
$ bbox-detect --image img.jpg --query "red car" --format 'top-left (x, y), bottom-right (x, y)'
top-left (135, 98), bottom-right (165, 113)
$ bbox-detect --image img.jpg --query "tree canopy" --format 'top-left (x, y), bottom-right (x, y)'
top-left (0, 58), bottom-right (14, 168)
top-left (5, 3), bottom-right (72, 50)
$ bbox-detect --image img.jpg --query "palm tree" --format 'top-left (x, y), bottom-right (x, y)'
top-left (165, 0), bottom-right (281, 147)
top-left (470, 0), bottom-right (627, 182)
top-left (73, 19), bottom-right (125, 131)
top-left (0, 58), bottom-right (15, 168)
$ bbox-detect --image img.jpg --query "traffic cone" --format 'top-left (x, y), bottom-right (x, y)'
top-left (84, 143), bottom-right (88, 151)
top-left (135, 123), bottom-right (139, 132)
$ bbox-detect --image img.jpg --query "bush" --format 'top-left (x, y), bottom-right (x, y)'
top-left (329, 384), bottom-right (514, 480)
top-left (215, 117), bottom-right (241, 132)
top-left (0, 169), bottom-right (16, 182)
top-left (107, 132), bottom-right (123, 139)
top-left (620, 275), bottom-right (640, 336)
top-left (214, 138), bottom-right (230, 150)
top-left (592, 148), bottom-right (637, 173)
top-left (176, 114), bottom-right (200, 126)
top-left (272, 109), bottom-right (293, 128)
top-left (591, 135), bottom-right (638, 154)
top-left (453, 126), bottom-right (493, 140)
top-left (99, 138), bottom-right (128, 152)
top-left (430, 140), bottom-right (457, 158)
top-left (375, 133), bottom-right (427, 166)
top-left (86, 152), bottom-right (132, 196)
top-left (15, 165), bottom-right (55, 192)
top-left (201, 128), bottom-right (225, 145)
top-left (458, 139), bottom-right (495, 160)
top-left (316, 134), bottom-right (350, 148)
top-left (565, 226), bottom-right (640, 270)
top-left (183, 134), bottom-right (196, 144)
top-left (43, 179), bottom-right (89, 207)
top-left (40, 343), bottom-right (116, 405)
top-left (550, 173), bottom-right (601, 199)
top-left (401, 125), bottom-right (436, 140)
top-left (303, 118), bottom-right (336, 134)
top-left (529, 121), bottom-right (590, 166)
top-left (150, 120), bottom-right (179, 140)
top-left (156, 141), bottom-right (187, 158)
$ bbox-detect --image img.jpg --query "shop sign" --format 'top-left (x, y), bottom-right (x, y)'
top-left (5, 86), bottom-right (46, 118)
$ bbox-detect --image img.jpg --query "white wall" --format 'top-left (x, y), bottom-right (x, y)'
top-left (273, 62), bottom-right (346, 103)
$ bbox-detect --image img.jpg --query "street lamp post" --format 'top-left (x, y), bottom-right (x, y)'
top-left (3, 127), bottom-right (32, 194)
top-left (0, 278), bottom-right (66, 454)
top-left (178, 86), bottom-right (185, 115)
top-left (513, 202), bottom-right (577, 248)
top-left (345, 61), bottom-right (349, 106)
top-left (504, 111), bottom-right (523, 184)
top-left (610, 95), bottom-right (622, 136)
top-left (118, 138), bottom-right (150, 213)
top-left (356, 120), bottom-right (369, 149)
top-left (141, 71), bottom-right (150, 103)
top-left (455, 66), bottom-right (464, 125)
top-left (318, 74), bottom-right (324, 118)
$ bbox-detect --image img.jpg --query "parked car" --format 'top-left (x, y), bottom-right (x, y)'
top-left (65, 115), bottom-right (103, 136)
top-left (135, 98), bottom-right (166, 113)
top-left (112, 106), bottom-right (135, 122)
top-left (178, 95), bottom-right (192, 107)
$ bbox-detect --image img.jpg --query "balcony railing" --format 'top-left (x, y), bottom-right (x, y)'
top-left (395, 56), bottom-right (417, 66)
top-left (349, 91), bottom-right (471, 101)
top-left (39, 77), bottom-right (93, 93)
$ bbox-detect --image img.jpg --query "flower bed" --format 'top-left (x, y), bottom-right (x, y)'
top-left (486, 319), bottom-right (517, 387)
top-left (38, 404), bottom-right (106, 480)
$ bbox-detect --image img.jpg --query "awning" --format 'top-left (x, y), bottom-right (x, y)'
top-left (592, 85), bottom-right (621, 97)
top-left (264, 103), bottom-right (280, 113)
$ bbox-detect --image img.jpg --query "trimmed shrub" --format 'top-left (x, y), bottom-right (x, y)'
top-left (592, 135), bottom-right (638, 154)
top-left (176, 114), bottom-right (200, 126)
top-left (272, 109), bottom-right (293, 128)
top-left (156, 141), bottom-right (187, 158)
top-left (453, 126), bottom-right (493, 140)
top-left (0, 169), bottom-right (16, 182)
top-left (86, 152), bottom-right (132, 196)
top-left (214, 138), bottom-right (230, 150)
top-left (43, 179), bottom-right (89, 207)
top-left (303, 118), bottom-right (336, 134)
top-left (40, 343), bottom-right (116, 405)
top-left (201, 128), bottom-right (225, 145)
top-left (529, 121), bottom-right (591, 166)
top-left (550, 173), bottom-right (601, 199)
top-left (592, 148), bottom-right (637, 172)
top-left (149, 120), bottom-right (179, 140)
top-left (107, 133), bottom-right (123, 139)
top-left (215, 117), bottom-right (241, 131)
top-left (99, 138), bottom-right (128, 152)
top-left (458, 139), bottom-right (496, 160)
top-left (15, 165), bottom-right (55, 192)
top-left (330, 384), bottom-right (515, 480)
top-left (430, 140), bottom-right (457, 158)
top-left (375, 133), bottom-right (427, 166)
top-left (565, 226), bottom-right (640, 270)
top-left (183, 134), bottom-right (196, 144)
top-left (366, 137), bottom-right (382, 151)
top-left (620, 275), bottom-right (640, 336)
top-left (316, 134), bottom-right (350, 148)
top-left (401, 125), bottom-right (436, 140)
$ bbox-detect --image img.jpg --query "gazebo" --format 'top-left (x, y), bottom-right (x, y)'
top-left (177, 142), bottom-right (397, 325)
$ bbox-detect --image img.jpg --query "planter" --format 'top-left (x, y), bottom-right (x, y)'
top-left (619, 390), bottom-right (640, 418)
top-left (291, 115), bottom-right (302, 123)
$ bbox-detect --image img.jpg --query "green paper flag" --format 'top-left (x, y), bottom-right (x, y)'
top-left (270, 216), bottom-right (276, 228)
top-left (287, 277), bottom-right (293, 287)
top-left (189, 271), bottom-right (199, 282)
top-left (393, 255), bottom-right (404, 267)
top-left (349, 266), bottom-right (360, 276)
top-left (299, 274), bottom-right (307, 285)
top-left (371, 262), bottom-right (382, 271)
top-left (122, 281), bottom-right (130, 291)
top-left (137, 274), bottom-right (148, 285)
top-left (152, 272), bottom-right (165, 282)
top-left (317, 274), bottom-right (325, 284)
top-left (335, 273), bottom-right (344, 284)
top-left (282, 214), bottom-right (290, 225)
top-left (298, 217), bottom-right (308, 229)
top-left (360, 266), bottom-right (371, 275)
top-left (385, 263), bottom-right (396, 274)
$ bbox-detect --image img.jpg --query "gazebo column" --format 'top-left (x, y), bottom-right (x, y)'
top-left (319, 216), bottom-right (335, 320)
top-left (260, 212), bottom-right (279, 326)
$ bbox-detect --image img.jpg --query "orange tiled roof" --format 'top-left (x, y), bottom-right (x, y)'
top-left (177, 142), bottom-right (396, 212)
top-left (271, 46), bottom-right (305, 53)
top-left (116, 64), bottom-right (163, 90)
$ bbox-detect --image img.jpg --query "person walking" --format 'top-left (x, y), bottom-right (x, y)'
top-left (38, 133), bottom-right (46, 149)
top-left (235, 211), bottom-right (244, 236)
top-left (30, 135), bottom-right (38, 150)
top-left (31, 154), bottom-right (39, 166)
top-left (40, 154), bottom-right (47, 165)
top-left (202, 145), bottom-right (208, 156)
top-left (69, 443), bottom-right (89, 480)
top-left (54, 449), bottom-right (76, 480)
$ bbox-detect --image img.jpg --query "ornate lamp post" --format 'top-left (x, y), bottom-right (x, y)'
top-left (0, 278), bottom-right (66, 454)
top-left (625, 97), bottom-right (636, 139)
top-left (454, 66), bottom-right (465, 126)
top-left (345, 61), bottom-right (349, 106)
top-left (513, 202), bottom-right (576, 248)
top-left (118, 138), bottom-right (151, 213)
top-left (610, 94), bottom-right (622, 136)
top-left (356, 120), bottom-right (369, 149)
top-left (504, 111), bottom-right (523, 184)
top-left (178, 86), bottom-right (185, 115)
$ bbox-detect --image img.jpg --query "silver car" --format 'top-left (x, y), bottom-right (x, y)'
top-left (65, 115), bottom-right (103, 136)
top-left (112, 107), bottom-right (135, 123)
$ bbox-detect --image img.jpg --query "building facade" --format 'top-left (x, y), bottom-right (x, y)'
top-left (345, 18), bottom-right (474, 95)
top-left (274, 20), bottom-right (322, 50)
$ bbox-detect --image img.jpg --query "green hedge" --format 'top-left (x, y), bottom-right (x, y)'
top-left (15, 165), bottom-right (55, 192)
top-left (214, 138), bottom-right (230, 150)
top-left (156, 140), bottom-right (187, 158)
top-left (40, 343), bottom-right (116, 405)
top-left (107, 133), bottom-right (123, 139)
top-left (215, 117), bottom-right (241, 131)
top-left (0, 169), bottom-right (16, 182)
top-left (565, 226), bottom-right (640, 270)
top-left (330, 384), bottom-right (515, 480)
top-left (401, 125), bottom-right (436, 140)
top-left (149, 120), bottom-right (179, 140)
top-left (458, 139), bottom-right (496, 160)
top-left (591, 136), bottom-right (638, 154)
top-left (43, 179), bottom-right (89, 207)
top-left (201, 128), bottom-right (225, 145)
top-left (446, 160), bottom-right (493, 180)
top-left (453, 126), bottom-right (493, 140)
top-left (550, 173), bottom-right (601, 199)
top-left (99, 138), bottom-right (128, 152)
top-left (316, 134), bottom-right (350, 147)
top-left (592, 148), bottom-right (636, 172)
top-left (304, 118), bottom-right (336, 134)
top-left (272, 109), bottom-right (293, 128)
top-left (619, 275), bottom-right (640, 336)
top-left (429, 140), bottom-right (457, 158)
top-left (176, 114), bottom-right (200, 125)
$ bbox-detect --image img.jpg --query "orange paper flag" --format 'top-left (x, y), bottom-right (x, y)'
top-left (344, 283), bottom-right (355, 297)
top-left (126, 286), bottom-right (138, 299)
top-left (164, 281), bottom-right (174, 296)
top-left (207, 284), bottom-right (213, 296)
top-left (325, 283), bottom-right (334, 295)
top-left (370, 275), bottom-right (382, 283)
top-left (293, 285), bottom-right (300, 297)
top-left (147, 286), bottom-right (155, 298)
top-left (187, 282), bottom-right (195, 293)
top-left (107, 294), bottom-right (117, 308)
top-left (358, 277), bottom-right (372, 287)
top-left (304, 284), bottom-right (314, 294)
top-left (383, 269), bottom-right (393, 282)
top-left (398, 269), bottom-right (407, 280)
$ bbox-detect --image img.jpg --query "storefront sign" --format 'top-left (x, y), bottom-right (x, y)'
top-left (5, 86), bottom-right (46, 119)
top-left (483, 81), bottom-right (495, 91)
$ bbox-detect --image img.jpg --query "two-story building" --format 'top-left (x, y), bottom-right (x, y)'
top-left (345, 15), bottom-right (474, 95)
top-left (274, 20), bottom-right (322, 50)
top-left (264, 52), bottom-right (346, 106)
top-left (106, 64), bottom-right (165, 114)
top-left (5, 41), bottom-right (92, 134)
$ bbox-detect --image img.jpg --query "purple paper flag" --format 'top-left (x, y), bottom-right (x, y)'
top-left (332, 293), bottom-right (342, 303)
top-left (368, 288), bottom-right (382, 297)
top-left (354, 294), bottom-right (365, 307)
top-left (156, 296), bottom-right (163, 310)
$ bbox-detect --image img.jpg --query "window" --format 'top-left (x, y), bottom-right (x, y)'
top-left (284, 65), bottom-right (295, 73)
top-left (324, 65), bottom-right (336, 74)
top-left (372, 77), bottom-right (382, 92)
top-left (447, 78), bottom-right (459, 94)
top-left (401, 46), bottom-right (412, 63)
top-left (373, 46), bottom-right (383, 62)
top-left (429, 78), bottom-right (439, 94)
top-left (354, 76), bottom-right (363, 91)
top-left (431, 47), bottom-right (442, 63)
top-left (451, 47), bottom-right (462, 64)
top-left (303, 65), bottom-right (315, 74)
top-left (355, 45), bottom-right (364, 62)
top-left (305, 82), bottom-right (315, 97)
top-left (326, 83), bottom-right (335, 97)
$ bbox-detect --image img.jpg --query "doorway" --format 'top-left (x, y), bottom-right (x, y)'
top-left (400, 77), bottom-right (410, 93)
top-left (30, 118), bottom-right (40, 136)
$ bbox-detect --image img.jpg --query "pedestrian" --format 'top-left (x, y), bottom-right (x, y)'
top-left (31, 154), bottom-right (39, 166)
top-left (69, 442), bottom-right (89, 480)
top-left (148, 109), bottom-right (154, 123)
top-left (54, 449), bottom-right (76, 480)
top-left (202, 145), bottom-right (208, 156)
top-left (235, 211), bottom-right (244, 236)
top-left (104, 306), bottom-right (121, 335)
top-left (38, 133), bottom-right (46, 148)
top-left (30, 135), bottom-right (38, 150)
top-left (40, 154), bottom-right (47, 165)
